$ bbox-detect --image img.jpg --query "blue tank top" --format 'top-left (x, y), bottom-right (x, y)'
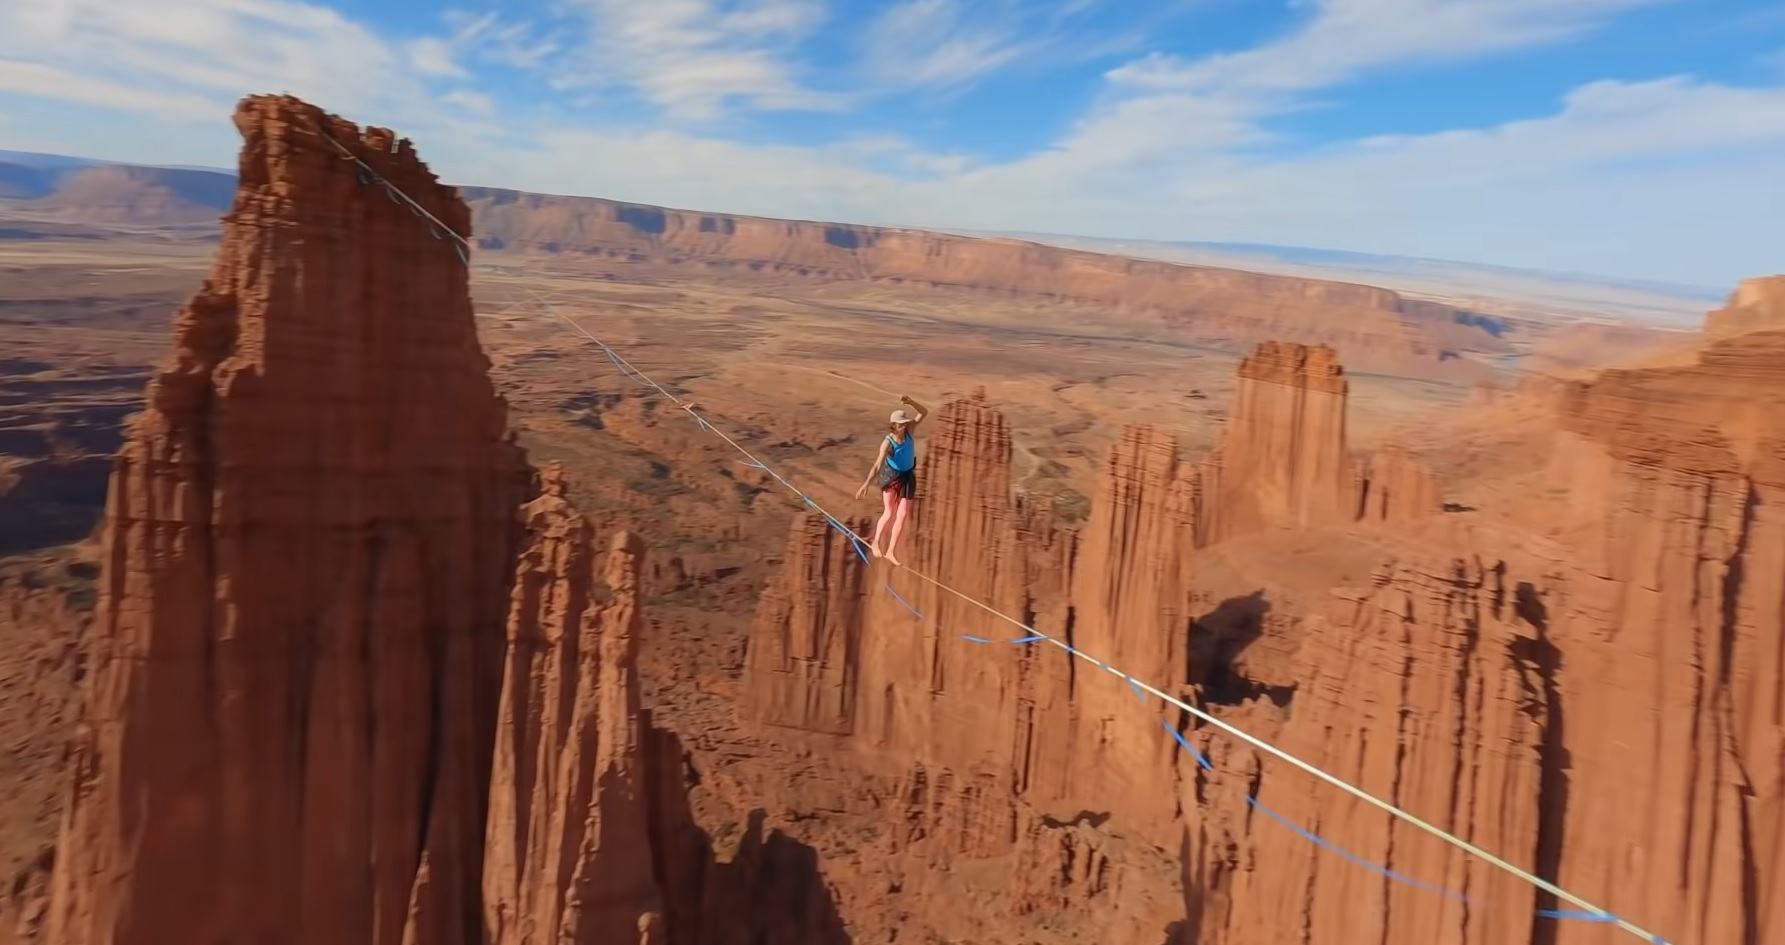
top-left (886, 433), bottom-right (915, 472)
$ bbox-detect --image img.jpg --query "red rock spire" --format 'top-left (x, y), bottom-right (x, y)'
top-left (1199, 341), bottom-right (1353, 543)
top-left (482, 465), bottom-right (666, 943)
top-left (46, 94), bottom-right (530, 945)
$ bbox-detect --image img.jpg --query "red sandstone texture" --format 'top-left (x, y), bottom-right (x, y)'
top-left (0, 581), bottom-right (85, 945)
top-left (483, 467), bottom-right (665, 944)
top-left (743, 513), bottom-right (870, 734)
top-left (1197, 341), bottom-right (1437, 541)
top-left (744, 326), bottom-right (1779, 943)
top-left (1703, 274), bottom-right (1785, 340)
top-left (1353, 444), bottom-right (1441, 524)
top-left (44, 95), bottom-right (532, 945)
top-left (22, 92), bottom-right (1781, 945)
top-left (38, 94), bottom-right (854, 945)
top-left (1197, 341), bottom-right (1353, 543)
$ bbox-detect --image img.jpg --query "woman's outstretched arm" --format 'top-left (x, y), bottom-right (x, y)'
top-left (901, 395), bottom-right (931, 426)
top-left (856, 437), bottom-right (892, 499)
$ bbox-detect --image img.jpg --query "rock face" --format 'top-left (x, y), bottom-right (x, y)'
top-left (482, 468), bottom-right (665, 944)
top-left (1195, 329), bottom-right (1785, 945)
top-left (45, 95), bottom-right (531, 945)
top-left (1354, 445), bottom-right (1441, 524)
top-left (1199, 342), bottom-right (1353, 543)
top-left (743, 324), bottom-right (1781, 945)
top-left (458, 187), bottom-right (1502, 374)
top-left (1028, 424), bottom-right (1196, 836)
top-left (0, 580), bottom-right (86, 945)
top-left (1186, 551), bottom-right (1553, 945)
top-left (748, 394), bottom-right (1035, 786)
top-left (39, 94), bottom-right (853, 945)
top-left (742, 397), bottom-right (1198, 939)
top-left (1703, 275), bottom-right (1785, 339)
top-left (743, 513), bottom-right (870, 734)
top-left (1536, 329), bottom-right (1785, 945)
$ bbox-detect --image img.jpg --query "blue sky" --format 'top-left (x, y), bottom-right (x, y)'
top-left (0, 0), bottom-right (1781, 286)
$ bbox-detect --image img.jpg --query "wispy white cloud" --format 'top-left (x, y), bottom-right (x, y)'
top-left (0, 0), bottom-right (440, 130)
top-left (1109, 0), bottom-right (1665, 95)
top-left (443, 10), bottom-right (561, 70)
top-left (551, 0), bottom-right (844, 119)
top-left (441, 88), bottom-right (496, 116)
top-left (0, 58), bottom-right (220, 120)
top-left (406, 37), bottom-right (468, 79)
top-left (858, 0), bottom-right (1139, 91)
top-left (861, 0), bottom-right (1034, 88)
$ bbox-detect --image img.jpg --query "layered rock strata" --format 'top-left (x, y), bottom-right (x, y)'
top-left (458, 187), bottom-right (1505, 373)
top-left (743, 513), bottom-right (870, 734)
top-left (1198, 341), bottom-right (1353, 543)
top-left (1354, 445), bottom-right (1441, 524)
top-left (1532, 328), bottom-right (1785, 945)
top-left (1703, 275), bottom-right (1785, 340)
top-left (483, 467), bottom-right (665, 944)
top-left (1186, 551), bottom-right (1551, 945)
top-left (747, 323), bottom-right (1783, 944)
top-left (46, 95), bottom-right (531, 945)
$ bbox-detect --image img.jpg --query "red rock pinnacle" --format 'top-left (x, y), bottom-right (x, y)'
top-left (45, 94), bottom-right (530, 945)
top-left (1199, 342), bottom-right (1353, 543)
top-left (1703, 275), bottom-right (1785, 339)
top-left (483, 465), bottom-right (666, 943)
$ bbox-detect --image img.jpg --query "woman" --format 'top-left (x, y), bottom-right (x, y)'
top-left (855, 394), bottom-right (929, 566)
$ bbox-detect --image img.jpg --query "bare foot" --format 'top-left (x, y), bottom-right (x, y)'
top-left (870, 544), bottom-right (885, 559)
top-left (884, 551), bottom-right (903, 567)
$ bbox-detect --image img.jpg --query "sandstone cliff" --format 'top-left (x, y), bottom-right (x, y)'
top-left (460, 187), bottom-right (1503, 374)
top-left (1536, 328), bottom-right (1784, 944)
top-left (743, 513), bottom-right (870, 734)
top-left (40, 94), bottom-right (852, 945)
top-left (1193, 329), bottom-right (1785, 944)
top-left (1198, 341), bottom-right (1353, 543)
top-left (1027, 425), bottom-right (1196, 836)
top-left (43, 95), bottom-right (534, 945)
top-left (741, 322), bottom-right (1782, 944)
top-left (1186, 550), bottom-right (1552, 945)
top-left (483, 467), bottom-right (665, 944)
top-left (1354, 445), bottom-right (1441, 524)
top-left (1703, 275), bottom-right (1785, 340)
top-left (741, 397), bottom-right (1200, 939)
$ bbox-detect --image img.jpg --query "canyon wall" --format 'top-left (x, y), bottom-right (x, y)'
top-left (1197, 341), bottom-right (1353, 543)
top-left (1194, 326), bottom-right (1785, 945)
top-left (746, 325), bottom-right (1780, 944)
top-left (1354, 445), bottom-right (1441, 524)
top-left (1535, 327), bottom-right (1784, 945)
top-left (483, 468), bottom-right (665, 944)
top-left (1186, 548), bottom-right (1553, 945)
top-left (45, 95), bottom-right (531, 945)
top-left (459, 187), bottom-right (1503, 373)
top-left (1703, 275), bottom-right (1785, 340)
top-left (37, 94), bottom-right (852, 945)
top-left (743, 513), bottom-right (870, 734)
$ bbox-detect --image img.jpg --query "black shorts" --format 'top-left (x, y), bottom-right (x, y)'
top-left (877, 465), bottom-right (916, 499)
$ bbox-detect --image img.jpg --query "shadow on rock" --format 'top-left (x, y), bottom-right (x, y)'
top-left (646, 724), bottom-right (852, 945)
top-left (1188, 589), bottom-right (1293, 708)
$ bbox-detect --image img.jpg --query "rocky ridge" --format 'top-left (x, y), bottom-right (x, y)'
top-left (458, 186), bottom-right (1503, 375)
top-left (743, 325), bottom-right (1780, 943)
top-left (32, 95), bottom-right (841, 945)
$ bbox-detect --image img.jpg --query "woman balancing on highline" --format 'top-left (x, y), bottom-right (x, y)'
top-left (855, 394), bottom-right (929, 566)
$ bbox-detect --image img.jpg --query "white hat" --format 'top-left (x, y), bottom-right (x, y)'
top-left (890, 409), bottom-right (912, 424)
